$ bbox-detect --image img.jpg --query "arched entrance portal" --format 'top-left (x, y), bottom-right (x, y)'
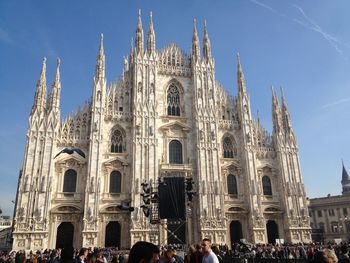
top-left (56, 222), bottom-right (74, 248)
top-left (266, 220), bottom-right (279, 244)
top-left (230, 220), bottom-right (243, 244)
top-left (105, 221), bottom-right (121, 248)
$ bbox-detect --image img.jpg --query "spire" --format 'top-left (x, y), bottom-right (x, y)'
top-left (95, 33), bottom-right (105, 81)
top-left (147, 11), bottom-right (156, 55)
top-left (280, 87), bottom-right (293, 133)
top-left (32, 57), bottom-right (47, 114)
top-left (135, 9), bottom-right (144, 55)
top-left (342, 160), bottom-right (349, 182)
top-left (271, 86), bottom-right (282, 134)
top-left (202, 20), bottom-right (212, 63)
top-left (237, 53), bottom-right (247, 95)
top-left (48, 58), bottom-right (61, 113)
top-left (191, 18), bottom-right (200, 63)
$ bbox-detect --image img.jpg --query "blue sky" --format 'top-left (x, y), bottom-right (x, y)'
top-left (1, 0), bottom-right (350, 216)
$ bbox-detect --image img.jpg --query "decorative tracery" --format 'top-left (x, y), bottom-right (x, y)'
top-left (223, 137), bottom-right (236, 158)
top-left (111, 129), bottom-right (124, 153)
top-left (167, 84), bottom-right (180, 116)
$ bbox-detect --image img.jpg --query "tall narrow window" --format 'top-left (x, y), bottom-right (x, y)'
top-left (262, 176), bottom-right (272, 196)
top-left (227, 174), bottom-right (238, 196)
top-left (63, 169), bottom-right (77, 193)
top-left (111, 129), bottom-right (124, 153)
top-left (110, 171), bottom-right (121, 193)
top-left (223, 137), bottom-right (235, 158)
top-left (169, 140), bottom-right (183, 164)
top-left (167, 84), bottom-right (180, 116)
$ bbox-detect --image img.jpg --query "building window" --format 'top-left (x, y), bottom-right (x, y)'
top-left (63, 169), bottom-right (77, 193)
top-left (227, 174), bottom-right (238, 196)
top-left (319, 223), bottom-right (325, 232)
top-left (109, 171), bottom-right (121, 193)
top-left (331, 222), bottom-right (338, 233)
top-left (223, 137), bottom-right (235, 158)
top-left (167, 84), bottom-right (180, 116)
top-left (328, 209), bottom-right (335, 216)
top-left (262, 176), bottom-right (272, 196)
top-left (111, 129), bottom-right (124, 153)
top-left (318, 210), bottom-right (322, 217)
top-left (343, 208), bottom-right (348, 216)
top-left (169, 140), bottom-right (183, 164)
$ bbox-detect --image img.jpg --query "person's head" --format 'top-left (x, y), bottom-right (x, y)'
top-left (195, 244), bottom-right (202, 252)
top-left (61, 247), bottom-right (74, 262)
top-left (201, 239), bottom-right (212, 255)
top-left (340, 245), bottom-right (348, 255)
top-left (79, 248), bottom-right (89, 259)
top-left (128, 241), bottom-right (160, 263)
top-left (323, 249), bottom-right (338, 263)
top-left (87, 254), bottom-right (97, 263)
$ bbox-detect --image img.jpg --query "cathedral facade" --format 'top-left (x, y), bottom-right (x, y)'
top-left (12, 12), bottom-right (311, 250)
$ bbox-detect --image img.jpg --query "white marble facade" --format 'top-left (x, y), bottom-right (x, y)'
top-left (12, 12), bottom-right (311, 250)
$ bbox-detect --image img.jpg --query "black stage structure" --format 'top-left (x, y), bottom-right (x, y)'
top-left (140, 174), bottom-right (195, 245)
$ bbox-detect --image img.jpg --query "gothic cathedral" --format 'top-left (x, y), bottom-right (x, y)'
top-left (13, 12), bottom-right (311, 250)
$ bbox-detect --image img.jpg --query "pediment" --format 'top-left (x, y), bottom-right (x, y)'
top-left (103, 156), bottom-right (128, 166)
top-left (55, 154), bottom-right (86, 165)
top-left (264, 206), bottom-right (283, 213)
top-left (159, 121), bottom-right (190, 132)
top-left (227, 206), bottom-right (247, 213)
top-left (221, 161), bottom-right (241, 170)
top-left (51, 205), bottom-right (82, 213)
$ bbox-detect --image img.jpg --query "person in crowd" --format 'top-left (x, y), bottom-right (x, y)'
top-left (190, 244), bottom-right (202, 263)
top-left (128, 241), bottom-right (160, 263)
top-left (60, 247), bottom-right (75, 263)
top-left (201, 239), bottom-right (219, 263)
top-left (339, 245), bottom-right (350, 263)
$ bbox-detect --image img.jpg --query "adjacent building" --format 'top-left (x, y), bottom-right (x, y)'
top-left (308, 164), bottom-right (350, 243)
top-left (12, 12), bottom-right (311, 250)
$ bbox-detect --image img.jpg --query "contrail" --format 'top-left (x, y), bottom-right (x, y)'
top-left (248, 0), bottom-right (348, 59)
top-left (321, 97), bottom-right (350, 109)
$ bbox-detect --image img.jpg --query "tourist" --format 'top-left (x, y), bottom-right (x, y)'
top-left (128, 241), bottom-right (160, 263)
top-left (201, 239), bottom-right (219, 263)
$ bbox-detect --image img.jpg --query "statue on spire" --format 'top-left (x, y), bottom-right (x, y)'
top-left (147, 11), bottom-right (155, 55)
top-left (203, 20), bottom-right (212, 63)
top-left (192, 18), bottom-right (200, 63)
top-left (95, 33), bottom-right (105, 81)
top-left (135, 9), bottom-right (144, 55)
top-left (48, 58), bottom-right (61, 113)
top-left (32, 57), bottom-right (47, 114)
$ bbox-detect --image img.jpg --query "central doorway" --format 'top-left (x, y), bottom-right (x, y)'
top-left (230, 220), bottom-right (243, 244)
top-left (56, 222), bottom-right (74, 249)
top-left (105, 221), bottom-right (121, 248)
top-left (266, 220), bottom-right (279, 244)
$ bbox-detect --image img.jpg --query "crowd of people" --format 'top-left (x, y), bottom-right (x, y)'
top-left (1, 240), bottom-right (350, 263)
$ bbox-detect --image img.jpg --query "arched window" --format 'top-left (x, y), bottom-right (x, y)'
top-left (111, 129), bottom-right (124, 153)
top-left (223, 137), bottom-right (235, 158)
top-left (109, 171), bottom-right (121, 193)
top-left (227, 174), bottom-right (238, 196)
top-left (169, 140), bottom-right (183, 164)
top-left (167, 84), bottom-right (180, 116)
top-left (262, 176), bottom-right (272, 196)
top-left (63, 169), bottom-right (77, 193)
